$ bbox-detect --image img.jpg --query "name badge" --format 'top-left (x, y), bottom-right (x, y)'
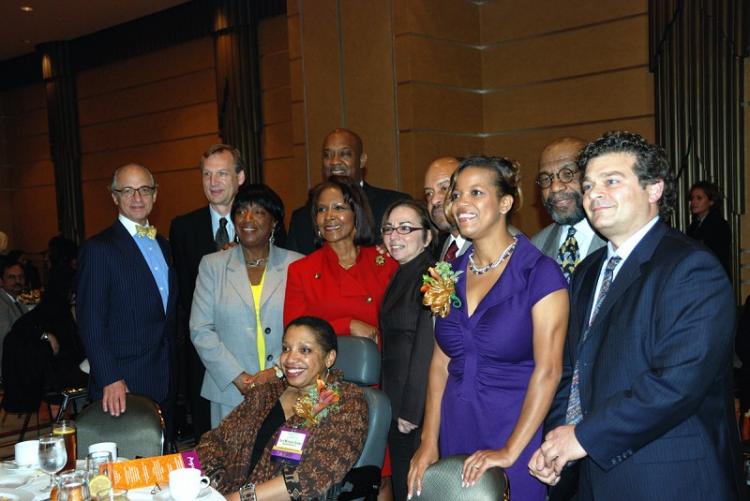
top-left (270, 427), bottom-right (308, 464)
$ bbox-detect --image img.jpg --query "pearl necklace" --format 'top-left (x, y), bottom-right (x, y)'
top-left (468, 236), bottom-right (518, 275)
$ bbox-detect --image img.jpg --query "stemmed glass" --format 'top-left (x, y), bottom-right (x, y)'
top-left (38, 434), bottom-right (67, 492)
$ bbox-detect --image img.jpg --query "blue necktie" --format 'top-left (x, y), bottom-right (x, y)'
top-left (557, 226), bottom-right (580, 282)
top-left (565, 255), bottom-right (622, 424)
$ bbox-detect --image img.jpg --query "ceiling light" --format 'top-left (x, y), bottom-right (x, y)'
top-left (20, 5), bottom-right (33, 12)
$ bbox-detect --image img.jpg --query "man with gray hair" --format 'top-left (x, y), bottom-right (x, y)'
top-left (531, 137), bottom-right (605, 282)
top-left (77, 163), bottom-right (177, 437)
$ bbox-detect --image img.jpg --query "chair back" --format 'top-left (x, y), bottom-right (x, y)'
top-left (416, 455), bottom-right (509, 501)
top-left (76, 394), bottom-right (164, 459)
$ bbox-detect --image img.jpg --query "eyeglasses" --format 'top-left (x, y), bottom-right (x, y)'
top-left (535, 167), bottom-right (579, 188)
top-left (381, 225), bottom-right (426, 236)
top-left (112, 186), bottom-right (156, 198)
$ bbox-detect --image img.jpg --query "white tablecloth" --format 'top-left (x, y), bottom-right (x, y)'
top-left (0, 462), bottom-right (225, 501)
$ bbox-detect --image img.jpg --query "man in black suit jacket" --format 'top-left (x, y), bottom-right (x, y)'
top-left (169, 144), bottom-right (245, 439)
top-left (530, 132), bottom-right (744, 500)
top-left (286, 128), bottom-right (408, 254)
top-left (77, 164), bottom-right (177, 434)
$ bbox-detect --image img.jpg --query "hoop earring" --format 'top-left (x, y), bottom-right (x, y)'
top-left (269, 226), bottom-right (276, 245)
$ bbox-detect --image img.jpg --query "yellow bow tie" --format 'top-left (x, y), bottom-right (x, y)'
top-left (135, 225), bottom-right (157, 240)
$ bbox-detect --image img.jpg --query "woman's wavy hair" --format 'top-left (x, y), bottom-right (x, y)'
top-left (310, 176), bottom-right (376, 246)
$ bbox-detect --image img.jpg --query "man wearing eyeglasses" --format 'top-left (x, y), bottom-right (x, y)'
top-left (77, 164), bottom-right (177, 440)
top-left (531, 137), bottom-right (605, 283)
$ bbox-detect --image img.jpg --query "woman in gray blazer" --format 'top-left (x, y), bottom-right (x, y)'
top-left (190, 185), bottom-right (303, 426)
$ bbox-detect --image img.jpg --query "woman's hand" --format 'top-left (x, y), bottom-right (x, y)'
top-left (232, 372), bottom-right (254, 394)
top-left (397, 418), bottom-right (418, 434)
top-left (349, 319), bottom-right (378, 343)
top-left (461, 448), bottom-right (515, 487)
top-left (407, 441), bottom-right (439, 499)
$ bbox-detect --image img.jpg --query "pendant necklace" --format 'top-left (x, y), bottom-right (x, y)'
top-left (245, 257), bottom-right (267, 268)
top-left (469, 236), bottom-right (518, 275)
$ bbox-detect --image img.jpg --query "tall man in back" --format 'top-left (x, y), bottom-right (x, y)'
top-left (530, 131), bottom-right (744, 500)
top-left (170, 144), bottom-right (245, 440)
top-left (77, 164), bottom-right (177, 436)
top-left (286, 128), bottom-right (408, 254)
top-left (531, 137), bottom-right (605, 282)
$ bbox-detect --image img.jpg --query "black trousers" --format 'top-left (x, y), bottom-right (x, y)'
top-left (388, 421), bottom-right (421, 501)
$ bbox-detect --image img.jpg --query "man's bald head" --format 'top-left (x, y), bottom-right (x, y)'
top-left (537, 137), bottom-right (587, 225)
top-left (424, 156), bottom-right (460, 232)
top-left (322, 128), bottom-right (367, 183)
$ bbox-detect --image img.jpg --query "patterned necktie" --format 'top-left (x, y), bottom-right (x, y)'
top-left (557, 226), bottom-right (580, 282)
top-left (565, 255), bottom-right (622, 425)
top-left (443, 241), bottom-right (459, 262)
top-left (215, 217), bottom-right (229, 250)
top-left (135, 224), bottom-right (157, 240)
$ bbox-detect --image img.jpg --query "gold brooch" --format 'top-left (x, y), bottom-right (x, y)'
top-left (375, 255), bottom-right (386, 266)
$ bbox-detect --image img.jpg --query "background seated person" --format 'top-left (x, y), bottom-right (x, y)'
top-left (196, 316), bottom-right (368, 501)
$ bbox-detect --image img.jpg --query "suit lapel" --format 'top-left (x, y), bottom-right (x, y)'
top-left (587, 223), bottom-right (665, 332)
top-left (226, 246), bottom-right (255, 313)
top-left (543, 225), bottom-right (563, 257)
top-left (199, 207), bottom-right (217, 254)
top-left (260, 246), bottom-right (285, 309)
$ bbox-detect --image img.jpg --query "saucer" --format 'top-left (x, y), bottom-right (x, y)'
top-left (0, 472), bottom-right (31, 489)
top-left (0, 488), bottom-right (34, 501)
top-left (154, 486), bottom-right (211, 501)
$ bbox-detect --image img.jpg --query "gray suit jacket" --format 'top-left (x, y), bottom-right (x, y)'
top-left (190, 244), bottom-right (302, 407)
top-left (531, 221), bottom-right (606, 261)
top-left (0, 291), bottom-right (28, 372)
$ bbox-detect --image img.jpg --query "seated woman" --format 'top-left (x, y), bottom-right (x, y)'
top-left (196, 316), bottom-right (369, 501)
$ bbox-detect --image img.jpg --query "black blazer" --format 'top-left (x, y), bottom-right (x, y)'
top-left (286, 182), bottom-right (409, 255)
top-left (547, 222), bottom-right (744, 500)
top-left (686, 210), bottom-right (732, 276)
top-left (169, 206), bottom-right (217, 312)
top-left (379, 251), bottom-right (435, 425)
top-left (76, 220), bottom-right (177, 403)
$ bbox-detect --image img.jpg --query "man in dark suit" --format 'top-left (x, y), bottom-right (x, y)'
top-left (531, 137), bottom-right (605, 283)
top-left (286, 128), bottom-right (408, 254)
top-left (530, 131), bottom-right (745, 500)
top-left (423, 156), bottom-right (470, 261)
top-left (169, 144), bottom-right (245, 439)
top-left (77, 164), bottom-right (177, 436)
top-left (0, 260), bottom-right (27, 373)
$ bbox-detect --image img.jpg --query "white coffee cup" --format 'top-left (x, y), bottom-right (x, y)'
top-left (169, 468), bottom-right (210, 501)
top-left (88, 442), bottom-right (118, 460)
top-left (14, 439), bottom-right (39, 467)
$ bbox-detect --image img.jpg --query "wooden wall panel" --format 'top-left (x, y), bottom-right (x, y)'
top-left (741, 63), bottom-right (749, 298)
top-left (77, 36), bottom-right (218, 238)
top-left (483, 67), bottom-right (653, 132)
top-left (76, 38), bottom-right (215, 98)
top-left (262, 87), bottom-right (292, 125)
top-left (482, 15), bottom-right (649, 88)
top-left (394, 0), bottom-right (480, 44)
top-left (0, 83), bottom-right (54, 252)
top-left (480, 0), bottom-right (647, 43)
top-left (78, 69), bottom-right (216, 126)
top-left (259, 15), bottom-right (289, 56)
top-left (286, 2), bottom-right (309, 213)
top-left (399, 84), bottom-right (483, 132)
top-left (340, 0), bottom-right (399, 190)
top-left (395, 35), bottom-right (482, 88)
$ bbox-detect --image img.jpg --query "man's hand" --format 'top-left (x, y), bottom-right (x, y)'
top-left (528, 448), bottom-right (560, 485)
top-left (539, 424), bottom-right (587, 475)
top-left (102, 380), bottom-right (129, 416)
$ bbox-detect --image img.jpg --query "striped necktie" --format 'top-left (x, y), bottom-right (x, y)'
top-left (565, 255), bottom-right (622, 424)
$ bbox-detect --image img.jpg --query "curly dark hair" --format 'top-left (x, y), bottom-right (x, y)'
top-left (230, 184), bottom-right (287, 244)
top-left (578, 131), bottom-right (675, 219)
top-left (310, 176), bottom-right (376, 246)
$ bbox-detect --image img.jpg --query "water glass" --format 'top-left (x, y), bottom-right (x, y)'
top-left (57, 470), bottom-right (90, 501)
top-left (38, 434), bottom-right (67, 492)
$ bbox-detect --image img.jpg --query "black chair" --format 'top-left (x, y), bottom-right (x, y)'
top-left (328, 336), bottom-right (392, 501)
top-left (415, 455), bottom-right (509, 501)
top-left (75, 394), bottom-right (164, 459)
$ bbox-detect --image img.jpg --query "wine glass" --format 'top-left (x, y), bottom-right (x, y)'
top-left (38, 434), bottom-right (67, 492)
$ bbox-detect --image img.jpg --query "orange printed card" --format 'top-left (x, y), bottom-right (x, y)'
top-left (109, 451), bottom-right (202, 490)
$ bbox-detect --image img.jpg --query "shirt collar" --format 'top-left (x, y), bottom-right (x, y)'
top-left (606, 216), bottom-right (660, 262)
top-left (119, 214), bottom-right (150, 236)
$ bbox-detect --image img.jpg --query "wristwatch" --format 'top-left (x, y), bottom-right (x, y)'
top-left (239, 482), bottom-right (257, 501)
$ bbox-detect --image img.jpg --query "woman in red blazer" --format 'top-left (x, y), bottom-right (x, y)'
top-left (284, 176), bottom-right (398, 344)
top-left (284, 176), bottom-right (398, 500)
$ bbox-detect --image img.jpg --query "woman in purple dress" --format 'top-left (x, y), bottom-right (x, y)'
top-left (407, 156), bottom-right (569, 500)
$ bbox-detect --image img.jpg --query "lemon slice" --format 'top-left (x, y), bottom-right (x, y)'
top-left (89, 474), bottom-right (112, 497)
